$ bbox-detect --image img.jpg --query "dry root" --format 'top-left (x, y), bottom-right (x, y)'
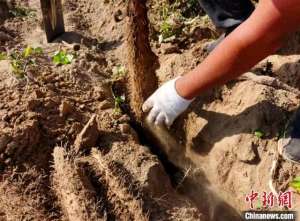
top-left (240, 72), bottom-right (300, 96)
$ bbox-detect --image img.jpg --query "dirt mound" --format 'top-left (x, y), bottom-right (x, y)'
top-left (53, 146), bottom-right (104, 221)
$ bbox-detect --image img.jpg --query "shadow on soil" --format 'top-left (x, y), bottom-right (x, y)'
top-left (174, 100), bottom-right (292, 156)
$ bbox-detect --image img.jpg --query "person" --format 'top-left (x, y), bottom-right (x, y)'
top-left (142, 0), bottom-right (300, 164)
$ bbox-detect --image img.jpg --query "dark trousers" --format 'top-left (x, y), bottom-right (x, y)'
top-left (199, 0), bottom-right (255, 33)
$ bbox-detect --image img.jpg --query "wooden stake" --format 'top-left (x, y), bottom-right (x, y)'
top-left (0, 1), bottom-right (9, 24)
top-left (40, 0), bottom-right (65, 42)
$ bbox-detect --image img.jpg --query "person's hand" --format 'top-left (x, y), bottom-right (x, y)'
top-left (142, 77), bottom-right (194, 128)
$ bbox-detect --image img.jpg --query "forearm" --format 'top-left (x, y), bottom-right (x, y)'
top-left (176, 0), bottom-right (300, 99)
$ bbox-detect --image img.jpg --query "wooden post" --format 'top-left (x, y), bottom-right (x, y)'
top-left (0, 1), bottom-right (9, 25)
top-left (40, 0), bottom-right (65, 42)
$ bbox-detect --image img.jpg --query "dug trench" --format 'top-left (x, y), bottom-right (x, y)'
top-left (122, 0), bottom-right (245, 219)
top-left (124, 117), bottom-right (245, 221)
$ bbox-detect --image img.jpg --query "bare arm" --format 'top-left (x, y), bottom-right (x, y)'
top-left (176, 0), bottom-right (300, 99)
top-left (142, 0), bottom-right (300, 127)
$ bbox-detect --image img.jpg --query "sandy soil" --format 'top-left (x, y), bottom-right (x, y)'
top-left (0, 0), bottom-right (299, 220)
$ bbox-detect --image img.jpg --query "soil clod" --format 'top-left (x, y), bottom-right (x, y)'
top-left (74, 114), bottom-right (99, 153)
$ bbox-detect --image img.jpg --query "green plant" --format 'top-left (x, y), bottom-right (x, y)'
top-left (23, 46), bottom-right (43, 57)
top-left (113, 95), bottom-right (125, 113)
top-left (52, 50), bottom-right (74, 65)
top-left (0, 52), bottom-right (7, 61)
top-left (161, 2), bottom-right (170, 21)
top-left (9, 6), bottom-right (36, 18)
top-left (158, 2), bottom-right (187, 43)
top-left (158, 3), bottom-right (175, 42)
top-left (254, 129), bottom-right (265, 139)
top-left (160, 21), bottom-right (174, 39)
top-left (290, 177), bottom-right (300, 193)
top-left (9, 46), bottom-right (43, 78)
top-left (112, 65), bottom-right (127, 80)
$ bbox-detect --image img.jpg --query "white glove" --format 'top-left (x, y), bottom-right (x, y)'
top-left (142, 77), bottom-right (194, 128)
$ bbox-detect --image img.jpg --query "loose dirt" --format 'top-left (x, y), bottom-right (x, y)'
top-left (0, 0), bottom-right (299, 220)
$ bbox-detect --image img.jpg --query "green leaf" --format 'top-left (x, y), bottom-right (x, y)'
top-left (65, 54), bottom-right (74, 64)
top-left (34, 47), bottom-right (43, 54)
top-left (254, 129), bottom-right (264, 138)
top-left (115, 95), bottom-right (125, 105)
top-left (113, 95), bottom-right (125, 114)
top-left (53, 51), bottom-right (62, 64)
top-left (290, 176), bottom-right (300, 192)
top-left (10, 60), bottom-right (24, 78)
top-left (160, 21), bottom-right (174, 39)
top-left (23, 46), bottom-right (33, 57)
top-left (0, 52), bottom-right (7, 61)
top-left (52, 50), bottom-right (74, 65)
top-left (112, 65), bottom-right (127, 79)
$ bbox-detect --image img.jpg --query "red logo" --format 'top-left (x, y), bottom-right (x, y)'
top-left (245, 190), bottom-right (293, 209)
